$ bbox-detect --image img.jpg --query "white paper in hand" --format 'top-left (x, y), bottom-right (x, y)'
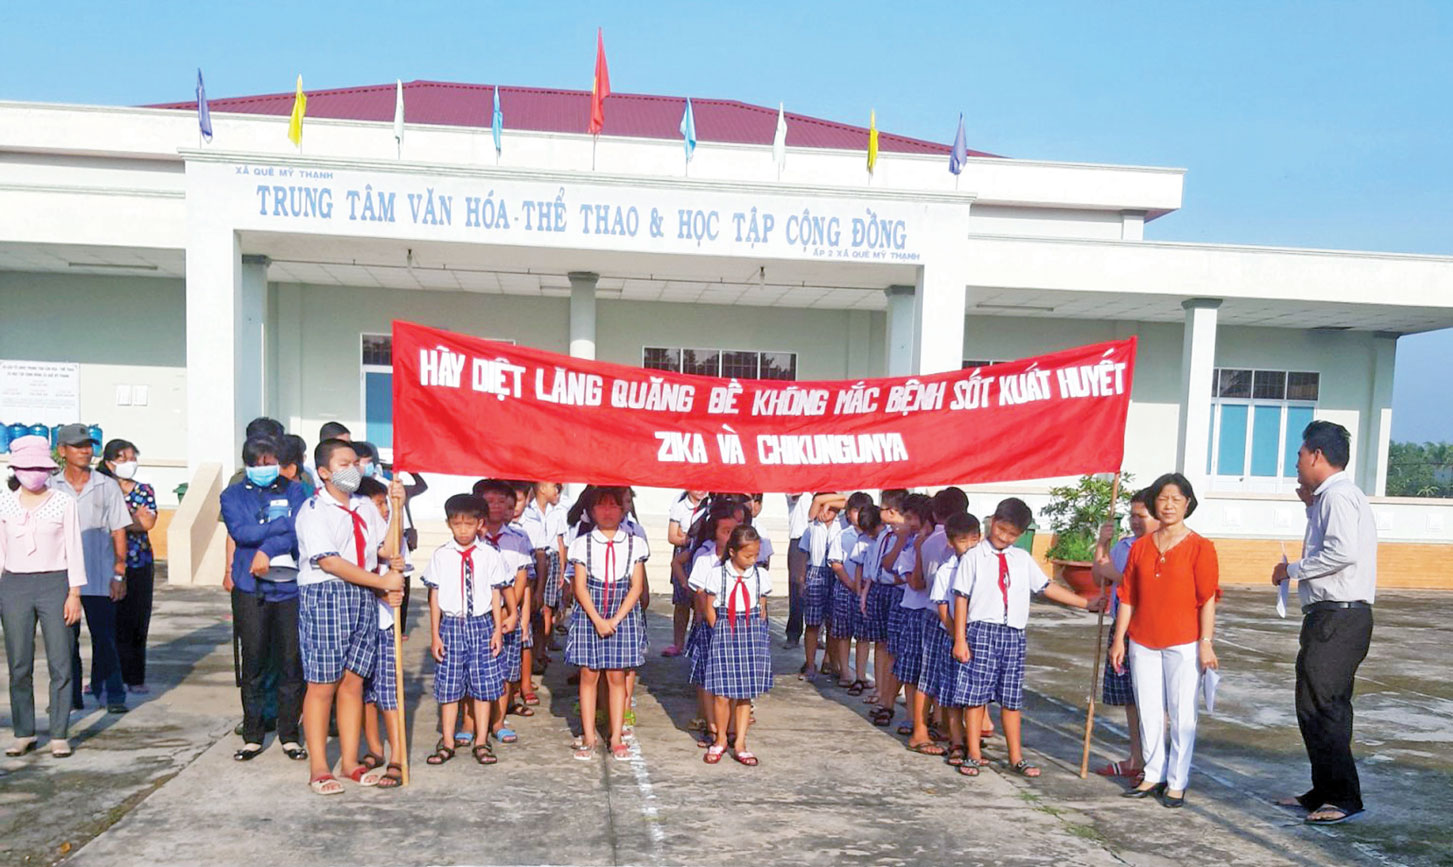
top-left (1201, 667), bottom-right (1221, 714)
top-left (1276, 580), bottom-right (1289, 619)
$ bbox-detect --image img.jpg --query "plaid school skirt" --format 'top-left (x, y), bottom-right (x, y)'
top-left (686, 619), bottom-right (713, 686)
top-left (917, 613), bottom-right (956, 702)
top-left (298, 581), bottom-right (377, 684)
top-left (856, 583), bottom-right (893, 642)
top-left (829, 579), bottom-right (859, 639)
top-left (950, 621), bottom-right (1028, 711)
top-left (542, 548), bottom-right (565, 609)
top-left (365, 625), bottom-right (398, 710)
top-left (635, 601), bottom-right (650, 657)
top-left (803, 565), bottom-right (833, 627)
top-left (704, 610), bottom-right (773, 700)
top-left (565, 579), bottom-right (645, 671)
top-left (433, 613), bottom-right (505, 704)
top-left (1102, 632), bottom-right (1134, 706)
top-left (890, 605), bottom-right (928, 685)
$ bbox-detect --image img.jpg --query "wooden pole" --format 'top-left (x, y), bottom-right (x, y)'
top-left (387, 484), bottom-right (410, 787)
top-left (1078, 471), bottom-right (1122, 779)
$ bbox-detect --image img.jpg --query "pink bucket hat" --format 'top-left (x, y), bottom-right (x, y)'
top-left (7, 435), bottom-right (57, 470)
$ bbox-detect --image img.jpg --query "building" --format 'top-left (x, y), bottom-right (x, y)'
top-left (2, 80), bottom-right (1450, 584)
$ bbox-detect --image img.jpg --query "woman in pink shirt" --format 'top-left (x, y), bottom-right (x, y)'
top-left (0, 435), bottom-right (86, 757)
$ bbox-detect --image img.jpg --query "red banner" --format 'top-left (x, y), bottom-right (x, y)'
top-left (392, 321), bottom-right (1136, 492)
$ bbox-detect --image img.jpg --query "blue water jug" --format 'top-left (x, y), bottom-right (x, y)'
top-left (88, 424), bottom-right (104, 447)
top-left (6, 422), bottom-right (26, 445)
top-left (29, 423), bottom-right (49, 442)
top-left (50, 425), bottom-right (64, 447)
top-left (0, 424), bottom-right (10, 454)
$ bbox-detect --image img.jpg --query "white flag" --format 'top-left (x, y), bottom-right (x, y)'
top-left (772, 102), bottom-right (788, 174)
top-left (393, 80), bottom-right (405, 147)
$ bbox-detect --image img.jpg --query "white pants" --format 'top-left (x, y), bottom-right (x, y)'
top-left (1128, 639), bottom-right (1200, 791)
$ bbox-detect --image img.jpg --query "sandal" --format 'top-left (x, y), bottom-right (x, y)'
top-left (946, 745), bottom-right (966, 767)
top-left (703, 744), bottom-right (726, 764)
top-left (523, 692), bottom-right (540, 706)
top-left (359, 752), bottom-right (385, 771)
top-left (696, 733), bottom-right (715, 749)
top-left (426, 744), bottom-right (456, 765)
top-left (836, 679), bottom-right (854, 689)
top-left (958, 763), bottom-right (980, 777)
top-left (473, 743), bottom-right (498, 765)
top-left (907, 741), bottom-right (947, 756)
top-left (49, 739), bottom-right (72, 758)
top-left (375, 763), bottom-right (404, 788)
top-left (573, 741), bottom-right (598, 761)
top-left (896, 723), bottom-right (914, 736)
top-left (688, 717), bottom-right (708, 732)
top-left (233, 743), bottom-right (265, 761)
top-left (611, 743), bottom-right (631, 762)
top-left (1011, 760), bottom-right (1041, 778)
top-left (733, 749), bottom-right (759, 767)
top-left (508, 701), bottom-right (535, 718)
top-left (281, 742), bottom-right (309, 761)
top-left (1306, 804), bottom-right (1363, 825)
top-left (870, 708), bottom-right (894, 727)
top-left (308, 774), bottom-right (344, 795)
top-left (342, 763), bottom-right (379, 787)
top-left (847, 680), bottom-right (866, 696)
top-left (5, 737), bottom-right (37, 757)
top-left (494, 727), bottom-right (519, 744)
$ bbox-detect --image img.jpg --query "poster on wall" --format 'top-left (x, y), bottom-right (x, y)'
top-left (0, 360), bottom-right (81, 426)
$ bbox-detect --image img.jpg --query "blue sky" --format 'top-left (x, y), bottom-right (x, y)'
top-left (3, 1), bottom-right (1450, 441)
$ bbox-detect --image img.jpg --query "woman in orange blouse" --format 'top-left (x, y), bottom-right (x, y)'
top-left (1109, 472), bottom-right (1220, 808)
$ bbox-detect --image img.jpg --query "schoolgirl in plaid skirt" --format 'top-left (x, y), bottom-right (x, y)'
top-left (565, 489), bottom-right (649, 762)
top-left (681, 503), bottom-right (750, 744)
top-left (696, 525), bottom-right (773, 767)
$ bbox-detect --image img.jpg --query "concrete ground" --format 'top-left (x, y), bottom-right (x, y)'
top-left (2, 577), bottom-right (1450, 867)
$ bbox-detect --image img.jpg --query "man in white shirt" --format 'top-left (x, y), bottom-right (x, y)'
top-left (783, 492), bottom-right (815, 648)
top-left (1272, 421), bottom-right (1377, 825)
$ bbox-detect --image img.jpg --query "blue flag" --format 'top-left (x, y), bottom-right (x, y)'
top-left (196, 69), bottom-right (213, 142)
top-left (949, 113), bottom-right (967, 175)
top-left (491, 86), bottom-right (503, 155)
top-left (679, 97), bottom-right (697, 162)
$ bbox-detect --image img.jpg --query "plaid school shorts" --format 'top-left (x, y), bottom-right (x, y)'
top-left (803, 565), bottom-right (832, 627)
top-left (704, 611), bottom-right (773, 700)
top-left (501, 618), bottom-right (524, 683)
top-left (686, 620), bottom-right (713, 686)
top-left (542, 548), bottom-right (565, 610)
top-left (1102, 632), bottom-right (1134, 706)
top-left (890, 605), bottom-right (928, 686)
top-left (299, 581), bottom-right (377, 685)
top-left (365, 626), bottom-right (398, 710)
top-left (952, 621), bottom-right (1028, 711)
top-left (433, 613), bottom-right (505, 704)
top-left (856, 583), bottom-right (892, 642)
top-left (917, 614), bottom-right (955, 702)
top-left (829, 577), bottom-right (859, 640)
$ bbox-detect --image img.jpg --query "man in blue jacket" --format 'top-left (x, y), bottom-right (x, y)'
top-left (220, 436), bottom-right (309, 761)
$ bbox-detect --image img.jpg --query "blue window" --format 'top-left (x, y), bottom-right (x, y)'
top-left (1210, 368), bottom-right (1320, 487)
top-left (364, 370), bottom-right (393, 451)
top-left (1250, 405), bottom-right (1282, 477)
top-left (1284, 406), bottom-right (1314, 478)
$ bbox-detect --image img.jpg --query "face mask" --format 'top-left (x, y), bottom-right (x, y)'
top-left (329, 465), bottom-right (362, 495)
top-left (113, 461), bottom-right (139, 480)
top-left (14, 469), bottom-right (50, 492)
top-left (245, 465), bottom-right (280, 487)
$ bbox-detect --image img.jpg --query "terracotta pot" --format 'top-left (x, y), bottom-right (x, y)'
top-left (1052, 559), bottom-right (1100, 600)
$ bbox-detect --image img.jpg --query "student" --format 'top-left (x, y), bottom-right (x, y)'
top-left (275, 434), bottom-right (315, 498)
top-left (522, 481), bottom-right (567, 655)
top-left (472, 479), bottom-right (533, 744)
top-left (567, 487), bottom-right (648, 761)
top-left (905, 489), bottom-right (969, 755)
top-left (851, 504), bottom-right (892, 708)
top-left (219, 436), bottom-right (308, 763)
top-left (355, 477), bottom-right (408, 788)
top-left (923, 511), bottom-right (981, 765)
top-left (293, 438), bottom-right (403, 795)
top-left (746, 494), bottom-right (775, 568)
top-left (422, 494), bottom-right (510, 768)
top-left (679, 503), bottom-right (746, 745)
top-left (870, 492), bottom-right (919, 726)
top-left (797, 494), bottom-right (845, 681)
top-left (619, 486), bottom-right (650, 736)
top-left (887, 495), bottom-right (934, 741)
top-left (302, 422), bottom-right (350, 486)
top-left (827, 492), bottom-right (872, 690)
top-left (1090, 488), bottom-right (1158, 781)
top-left (506, 480), bottom-right (542, 706)
top-left (952, 498), bottom-right (1102, 777)
top-left (695, 525), bottom-right (774, 766)
top-left (663, 490), bottom-right (709, 657)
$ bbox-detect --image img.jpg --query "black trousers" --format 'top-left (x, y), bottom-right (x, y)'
top-left (1295, 606), bottom-right (1373, 813)
top-left (231, 589), bottom-right (304, 744)
top-left (785, 540), bottom-right (806, 642)
top-left (116, 562), bottom-right (155, 686)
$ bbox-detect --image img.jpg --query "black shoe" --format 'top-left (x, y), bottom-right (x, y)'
top-left (234, 721), bottom-right (245, 736)
top-left (1122, 782), bottom-right (1167, 800)
top-left (233, 744), bottom-right (264, 761)
top-left (106, 702), bottom-right (128, 714)
top-left (782, 639), bottom-right (800, 649)
top-left (1161, 790), bottom-right (1186, 808)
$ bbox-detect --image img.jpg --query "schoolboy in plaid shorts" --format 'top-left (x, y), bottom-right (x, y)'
top-left (796, 494), bottom-right (843, 682)
top-left (951, 498), bottom-right (1102, 778)
top-left (294, 438), bottom-right (403, 795)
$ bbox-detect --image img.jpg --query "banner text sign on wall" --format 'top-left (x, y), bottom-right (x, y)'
top-left (392, 321), bottom-right (1137, 492)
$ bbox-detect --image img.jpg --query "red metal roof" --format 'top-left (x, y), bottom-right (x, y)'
top-left (148, 80), bottom-right (999, 157)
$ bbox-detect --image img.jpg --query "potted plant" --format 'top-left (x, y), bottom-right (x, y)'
top-left (1041, 474), bottom-right (1133, 600)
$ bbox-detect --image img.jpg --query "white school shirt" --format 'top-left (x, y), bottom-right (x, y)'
top-left (851, 528), bottom-right (894, 585)
top-left (828, 522), bottom-right (859, 565)
top-left (896, 544), bottom-right (931, 610)
top-left (567, 527), bottom-right (650, 583)
top-left (667, 494), bottom-right (707, 539)
top-left (420, 539), bottom-right (513, 617)
top-left (927, 558), bottom-right (959, 632)
top-left (295, 490), bottom-right (387, 586)
top-left (951, 539), bottom-right (1050, 630)
top-left (798, 520), bottom-right (839, 568)
top-left (519, 501), bottom-right (562, 551)
top-left (621, 515), bottom-right (649, 540)
top-left (481, 524), bottom-right (533, 581)
top-left (694, 561), bottom-right (773, 613)
top-left (685, 541), bottom-right (721, 592)
top-left (756, 532), bottom-right (775, 567)
top-left (786, 492), bottom-right (814, 540)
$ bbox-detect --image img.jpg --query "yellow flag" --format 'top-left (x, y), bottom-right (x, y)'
top-left (288, 75), bottom-right (307, 146)
top-left (867, 109), bottom-right (879, 173)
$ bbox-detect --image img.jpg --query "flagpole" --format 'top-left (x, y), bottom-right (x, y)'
top-left (387, 484), bottom-right (410, 787)
top-left (592, 135), bottom-right (597, 171)
top-left (1078, 471), bottom-right (1122, 779)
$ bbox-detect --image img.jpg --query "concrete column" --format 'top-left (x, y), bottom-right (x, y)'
top-left (568, 271), bottom-right (598, 360)
top-left (1121, 210), bottom-right (1146, 241)
top-left (884, 284), bottom-right (916, 377)
top-left (240, 254), bottom-right (269, 424)
top-left (184, 225), bottom-right (248, 473)
top-left (913, 264), bottom-right (967, 375)
top-left (1175, 298), bottom-right (1221, 494)
top-left (1364, 332), bottom-right (1399, 496)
